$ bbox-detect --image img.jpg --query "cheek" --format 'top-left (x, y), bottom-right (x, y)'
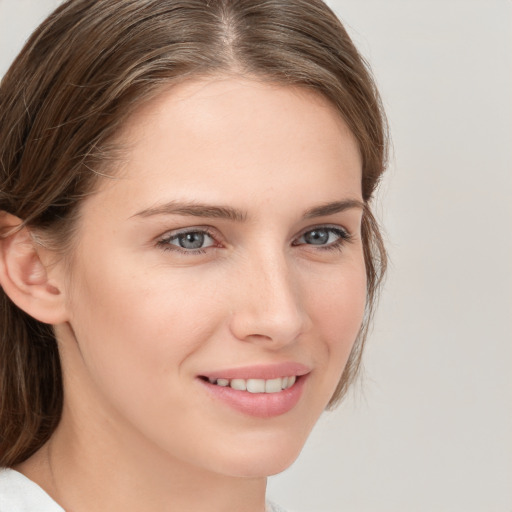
top-left (306, 256), bottom-right (367, 371)
top-left (66, 256), bottom-right (226, 388)
top-left (63, 260), bottom-right (227, 441)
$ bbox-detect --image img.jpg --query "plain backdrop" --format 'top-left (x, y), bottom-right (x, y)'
top-left (1, 1), bottom-right (511, 511)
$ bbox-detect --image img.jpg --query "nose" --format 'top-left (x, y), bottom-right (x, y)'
top-left (228, 250), bottom-right (310, 347)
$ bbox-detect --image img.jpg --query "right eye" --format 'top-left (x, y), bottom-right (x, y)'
top-left (158, 229), bottom-right (217, 254)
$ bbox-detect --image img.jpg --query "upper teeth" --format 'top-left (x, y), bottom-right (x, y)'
top-left (207, 376), bottom-right (297, 393)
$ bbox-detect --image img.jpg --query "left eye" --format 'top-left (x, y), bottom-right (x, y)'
top-left (164, 230), bottom-right (216, 250)
top-left (294, 227), bottom-right (349, 247)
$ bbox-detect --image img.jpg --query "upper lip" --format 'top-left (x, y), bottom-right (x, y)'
top-left (199, 362), bottom-right (311, 381)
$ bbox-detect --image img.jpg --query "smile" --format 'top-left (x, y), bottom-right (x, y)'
top-left (198, 365), bottom-right (309, 418)
top-left (203, 376), bottom-right (297, 393)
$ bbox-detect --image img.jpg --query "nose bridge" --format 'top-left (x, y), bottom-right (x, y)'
top-left (229, 245), bottom-right (308, 345)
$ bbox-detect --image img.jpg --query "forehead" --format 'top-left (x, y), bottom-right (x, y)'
top-left (86, 76), bottom-right (363, 217)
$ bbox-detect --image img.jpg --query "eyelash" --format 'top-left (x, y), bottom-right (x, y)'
top-left (157, 227), bottom-right (219, 255)
top-left (157, 225), bottom-right (353, 256)
top-left (293, 226), bottom-right (352, 252)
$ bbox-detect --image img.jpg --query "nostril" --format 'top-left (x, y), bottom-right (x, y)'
top-left (246, 333), bottom-right (273, 341)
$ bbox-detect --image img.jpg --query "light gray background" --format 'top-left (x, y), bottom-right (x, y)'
top-left (1, 1), bottom-right (511, 511)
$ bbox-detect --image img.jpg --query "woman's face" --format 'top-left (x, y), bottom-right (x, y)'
top-left (56, 77), bottom-right (366, 478)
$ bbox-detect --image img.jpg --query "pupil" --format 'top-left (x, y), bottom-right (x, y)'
top-left (179, 232), bottom-right (204, 249)
top-left (304, 229), bottom-right (329, 245)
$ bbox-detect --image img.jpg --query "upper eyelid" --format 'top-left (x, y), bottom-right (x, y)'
top-left (158, 224), bottom-right (351, 247)
top-left (295, 223), bottom-right (351, 239)
top-left (159, 225), bottom-right (218, 240)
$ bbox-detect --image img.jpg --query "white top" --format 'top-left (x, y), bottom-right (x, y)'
top-left (0, 468), bottom-right (287, 511)
top-left (0, 469), bottom-right (64, 511)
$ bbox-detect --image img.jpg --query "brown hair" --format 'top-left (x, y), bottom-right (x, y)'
top-left (0, 0), bottom-right (387, 467)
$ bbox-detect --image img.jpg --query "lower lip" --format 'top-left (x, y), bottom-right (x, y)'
top-left (198, 375), bottom-right (307, 418)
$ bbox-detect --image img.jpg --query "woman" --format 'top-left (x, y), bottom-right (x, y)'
top-left (0, 0), bottom-right (387, 510)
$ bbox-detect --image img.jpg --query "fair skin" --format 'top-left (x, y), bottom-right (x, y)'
top-left (7, 76), bottom-right (366, 512)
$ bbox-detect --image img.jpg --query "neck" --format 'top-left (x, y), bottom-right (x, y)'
top-left (17, 404), bottom-right (267, 512)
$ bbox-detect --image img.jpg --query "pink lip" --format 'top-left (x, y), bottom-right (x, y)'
top-left (199, 362), bottom-right (311, 380)
top-left (197, 362), bottom-right (311, 418)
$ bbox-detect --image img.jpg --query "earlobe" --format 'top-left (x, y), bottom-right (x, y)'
top-left (0, 212), bottom-right (68, 325)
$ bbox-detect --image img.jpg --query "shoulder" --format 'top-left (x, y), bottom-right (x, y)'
top-left (0, 468), bottom-right (64, 512)
top-left (266, 500), bottom-right (289, 512)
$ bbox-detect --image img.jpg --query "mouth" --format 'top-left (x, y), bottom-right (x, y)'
top-left (197, 364), bottom-right (310, 418)
top-left (199, 375), bottom-right (298, 393)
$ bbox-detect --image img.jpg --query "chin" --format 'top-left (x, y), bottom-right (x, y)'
top-left (209, 428), bottom-right (311, 479)
top-left (223, 453), bottom-right (301, 479)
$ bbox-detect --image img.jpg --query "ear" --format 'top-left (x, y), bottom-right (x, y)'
top-left (0, 212), bottom-right (68, 325)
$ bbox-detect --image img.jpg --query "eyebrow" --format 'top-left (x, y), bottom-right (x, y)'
top-left (303, 199), bottom-right (364, 218)
top-left (132, 198), bottom-right (364, 222)
top-left (132, 202), bottom-right (248, 222)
